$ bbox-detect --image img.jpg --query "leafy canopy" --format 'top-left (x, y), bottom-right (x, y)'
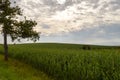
top-left (0, 0), bottom-right (39, 42)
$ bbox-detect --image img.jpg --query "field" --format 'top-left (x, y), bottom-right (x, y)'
top-left (0, 43), bottom-right (120, 80)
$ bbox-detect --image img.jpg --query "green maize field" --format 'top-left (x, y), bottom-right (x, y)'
top-left (0, 43), bottom-right (120, 80)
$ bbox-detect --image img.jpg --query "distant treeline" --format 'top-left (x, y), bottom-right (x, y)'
top-left (82, 45), bottom-right (120, 50)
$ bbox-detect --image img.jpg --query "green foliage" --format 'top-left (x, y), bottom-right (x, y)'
top-left (82, 45), bottom-right (91, 50)
top-left (0, 43), bottom-right (120, 80)
top-left (0, 0), bottom-right (39, 42)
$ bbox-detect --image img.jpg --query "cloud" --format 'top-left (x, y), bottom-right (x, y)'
top-left (57, 0), bottom-right (66, 4)
top-left (13, 0), bottom-right (120, 35)
top-left (38, 24), bottom-right (120, 45)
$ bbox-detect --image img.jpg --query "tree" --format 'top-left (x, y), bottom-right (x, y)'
top-left (0, 0), bottom-right (39, 61)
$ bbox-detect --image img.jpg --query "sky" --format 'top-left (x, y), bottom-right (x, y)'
top-left (0, 0), bottom-right (120, 45)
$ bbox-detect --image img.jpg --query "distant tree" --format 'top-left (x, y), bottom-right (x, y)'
top-left (82, 45), bottom-right (91, 50)
top-left (0, 0), bottom-right (39, 61)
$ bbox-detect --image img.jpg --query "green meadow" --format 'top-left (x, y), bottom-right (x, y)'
top-left (0, 54), bottom-right (53, 80)
top-left (0, 43), bottom-right (120, 80)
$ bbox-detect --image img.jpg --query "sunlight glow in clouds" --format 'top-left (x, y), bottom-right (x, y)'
top-left (16, 0), bottom-right (120, 35)
top-left (57, 0), bottom-right (66, 4)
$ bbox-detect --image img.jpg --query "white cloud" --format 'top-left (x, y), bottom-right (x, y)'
top-left (17, 0), bottom-right (120, 35)
top-left (57, 0), bottom-right (66, 4)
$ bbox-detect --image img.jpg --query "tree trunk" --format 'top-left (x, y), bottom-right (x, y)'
top-left (4, 30), bottom-right (8, 61)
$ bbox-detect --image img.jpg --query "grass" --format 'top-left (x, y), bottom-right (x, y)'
top-left (0, 54), bottom-right (53, 80)
top-left (0, 43), bottom-right (120, 80)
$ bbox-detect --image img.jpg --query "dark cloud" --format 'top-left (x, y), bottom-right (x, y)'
top-left (27, 1), bottom-right (41, 8)
top-left (41, 24), bottom-right (50, 29)
top-left (43, 0), bottom-right (57, 6)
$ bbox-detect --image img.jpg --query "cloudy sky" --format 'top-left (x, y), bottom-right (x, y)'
top-left (1, 0), bottom-right (120, 45)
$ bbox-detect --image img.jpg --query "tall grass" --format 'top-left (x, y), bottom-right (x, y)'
top-left (0, 43), bottom-right (120, 80)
